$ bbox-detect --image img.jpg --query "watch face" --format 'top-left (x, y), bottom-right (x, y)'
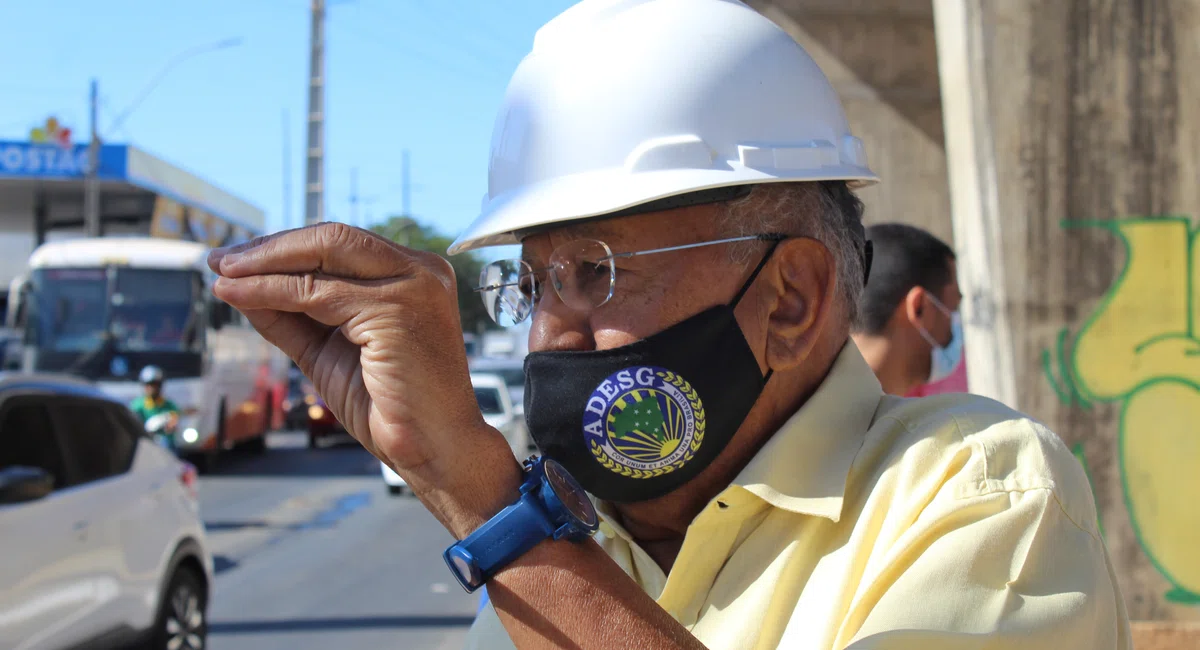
top-left (544, 459), bottom-right (597, 527)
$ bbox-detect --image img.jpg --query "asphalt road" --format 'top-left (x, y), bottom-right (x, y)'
top-left (199, 431), bottom-right (482, 650)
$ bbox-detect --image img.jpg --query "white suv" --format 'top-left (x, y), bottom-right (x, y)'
top-left (0, 373), bottom-right (213, 650)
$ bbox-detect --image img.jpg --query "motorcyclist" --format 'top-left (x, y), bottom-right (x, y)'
top-left (130, 365), bottom-right (180, 446)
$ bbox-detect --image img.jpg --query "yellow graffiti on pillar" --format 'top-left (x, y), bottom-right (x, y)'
top-left (1046, 216), bottom-right (1200, 605)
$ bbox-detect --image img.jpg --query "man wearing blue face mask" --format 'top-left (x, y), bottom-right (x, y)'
top-left (852, 223), bottom-right (965, 395)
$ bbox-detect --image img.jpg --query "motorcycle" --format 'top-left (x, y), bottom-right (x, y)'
top-left (144, 412), bottom-right (179, 450)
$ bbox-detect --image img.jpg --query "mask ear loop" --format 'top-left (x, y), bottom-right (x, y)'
top-left (729, 236), bottom-right (785, 383)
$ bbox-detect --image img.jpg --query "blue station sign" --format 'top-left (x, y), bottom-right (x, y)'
top-left (0, 140), bottom-right (128, 180)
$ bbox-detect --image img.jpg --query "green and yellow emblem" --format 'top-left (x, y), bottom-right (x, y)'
top-left (582, 366), bottom-right (706, 479)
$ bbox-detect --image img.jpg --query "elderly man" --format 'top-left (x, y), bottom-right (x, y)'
top-left (207, 1), bottom-right (1130, 648)
top-left (852, 223), bottom-right (964, 396)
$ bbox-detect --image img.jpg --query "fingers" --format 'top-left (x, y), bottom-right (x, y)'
top-left (239, 308), bottom-right (373, 444)
top-left (214, 273), bottom-right (371, 331)
top-left (214, 270), bottom-right (456, 342)
top-left (207, 228), bottom-right (295, 269)
top-left (209, 222), bottom-right (436, 282)
top-left (236, 307), bottom-right (337, 373)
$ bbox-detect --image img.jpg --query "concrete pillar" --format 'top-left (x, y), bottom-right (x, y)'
top-left (934, 0), bottom-right (1200, 634)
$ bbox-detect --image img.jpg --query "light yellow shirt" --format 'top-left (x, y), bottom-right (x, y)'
top-left (464, 343), bottom-right (1132, 649)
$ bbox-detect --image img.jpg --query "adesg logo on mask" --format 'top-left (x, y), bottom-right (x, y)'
top-left (582, 366), bottom-right (706, 479)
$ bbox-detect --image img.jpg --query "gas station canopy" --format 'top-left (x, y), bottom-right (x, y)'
top-left (0, 138), bottom-right (265, 246)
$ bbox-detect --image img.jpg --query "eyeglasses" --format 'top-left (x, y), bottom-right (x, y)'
top-left (475, 234), bottom-right (786, 326)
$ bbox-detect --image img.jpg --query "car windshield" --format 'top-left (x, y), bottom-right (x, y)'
top-left (474, 387), bottom-right (504, 415)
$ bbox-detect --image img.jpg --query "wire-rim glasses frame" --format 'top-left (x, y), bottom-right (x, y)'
top-left (474, 233), bottom-right (788, 326)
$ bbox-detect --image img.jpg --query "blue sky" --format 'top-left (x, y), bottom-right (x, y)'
top-left (0, 0), bottom-right (575, 254)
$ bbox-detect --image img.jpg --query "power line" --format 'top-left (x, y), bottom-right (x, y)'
top-left (0, 82), bottom-right (82, 95)
top-left (244, 0), bottom-right (509, 87)
top-left (98, 95), bottom-right (131, 141)
top-left (410, 0), bottom-right (522, 59)
top-left (327, 19), bottom-right (501, 86)
top-left (377, 0), bottom-right (517, 69)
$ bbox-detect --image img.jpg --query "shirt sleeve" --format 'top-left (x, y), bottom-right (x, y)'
top-left (841, 486), bottom-right (1132, 650)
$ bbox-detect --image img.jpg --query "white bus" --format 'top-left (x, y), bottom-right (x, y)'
top-left (7, 237), bottom-right (290, 471)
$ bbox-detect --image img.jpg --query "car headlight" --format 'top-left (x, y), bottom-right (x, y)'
top-left (181, 428), bottom-right (200, 443)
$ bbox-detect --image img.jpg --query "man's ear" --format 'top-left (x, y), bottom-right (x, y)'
top-left (902, 285), bottom-right (932, 330)
top-left (759, 237), bottom-right (836, 372)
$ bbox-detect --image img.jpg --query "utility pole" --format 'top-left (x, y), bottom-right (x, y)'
top-left (84, 79), bottom-right (101, 237)
top-left (349, 167), bottom-right (359, 227)
top-left (401, 149), bottom-right (411, 217)
top-left (304, 0), bottom-right (326, 226)
top-left (282, 109), bottom-right (292, 230)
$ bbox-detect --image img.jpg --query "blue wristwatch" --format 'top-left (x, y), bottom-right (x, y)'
top-left (443, 455), bottom-right (599, 593)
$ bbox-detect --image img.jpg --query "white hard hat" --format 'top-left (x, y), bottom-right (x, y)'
top-left (448, 0), bottom-right (878, 255)
top-left (139, 365), bottom-right (164, 384)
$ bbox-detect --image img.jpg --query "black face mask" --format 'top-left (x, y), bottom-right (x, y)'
top-left (523, 243), bottom-right (779, 503)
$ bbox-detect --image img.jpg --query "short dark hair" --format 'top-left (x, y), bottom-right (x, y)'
top-left (855, 223), bottom-right (955, 335)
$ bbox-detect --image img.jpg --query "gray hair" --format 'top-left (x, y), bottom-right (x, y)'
top-left (718, 181), bottom-right (867, 327)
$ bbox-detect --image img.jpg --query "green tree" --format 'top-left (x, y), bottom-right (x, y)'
top-left (370, 215), bottom-right (496, 335)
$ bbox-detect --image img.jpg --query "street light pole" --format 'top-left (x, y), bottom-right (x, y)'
top-left (83, 37), bottom-right (242, 238)
top-left (105, 37), bottom-right (243, 137)
top-left (84, 79), bottom-right (101, 237)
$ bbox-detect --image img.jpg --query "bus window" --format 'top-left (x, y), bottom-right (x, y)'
top-left (111, 269), bottom-right (195, 352)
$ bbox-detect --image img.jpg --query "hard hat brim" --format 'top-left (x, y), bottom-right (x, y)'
top-left (448, 166), bottom-right (879, 256)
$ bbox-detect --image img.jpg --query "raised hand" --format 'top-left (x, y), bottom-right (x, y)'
top-left (207, 223), bottom-right (523, 536)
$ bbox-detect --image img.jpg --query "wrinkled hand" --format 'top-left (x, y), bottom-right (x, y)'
top-left (208, 223), bottom-right (522, 537)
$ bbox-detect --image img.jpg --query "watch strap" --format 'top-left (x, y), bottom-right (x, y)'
top-left (459, 491), bottom-right (555, 578)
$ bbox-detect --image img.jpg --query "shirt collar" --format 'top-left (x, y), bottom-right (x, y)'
top-left (590, 341), bottom-right (884, 537)
top-left (728, 341), bottom-right (883, 522)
